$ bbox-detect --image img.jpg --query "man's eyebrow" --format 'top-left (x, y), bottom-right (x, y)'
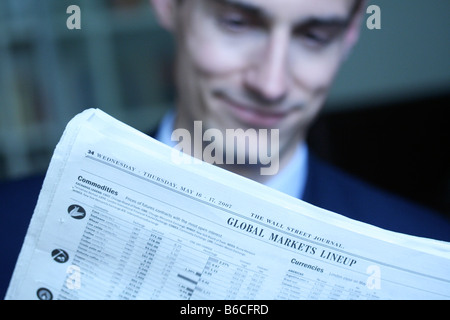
top-left (210, 0), bottom-right (267, 18)
top-left (210, 0), bottom-right (353, 29)
top-left (297, 16), bottom-right (352, 29)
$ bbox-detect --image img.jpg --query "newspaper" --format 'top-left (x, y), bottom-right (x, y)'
top-left (5, 109), bottom-right (450, 300)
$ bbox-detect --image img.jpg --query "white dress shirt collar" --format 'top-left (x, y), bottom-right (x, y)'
top-left (155, 110), bottom-right (308, 199)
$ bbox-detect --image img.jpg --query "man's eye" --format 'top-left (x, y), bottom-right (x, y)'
top-left (219, 13), bottom-right (250, 32)
top-left (304, 31), bottom-right (331, 45)
top-left (295, 28), bottom-right (336, 50)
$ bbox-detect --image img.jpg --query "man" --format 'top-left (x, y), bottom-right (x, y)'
top-left (149, 0), bottom-right (450, 240)
top-left (152, 0), bottom-right (363, 186)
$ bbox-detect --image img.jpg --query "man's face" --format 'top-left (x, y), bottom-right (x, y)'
top-left (169, 0), bottom-right (360, 156)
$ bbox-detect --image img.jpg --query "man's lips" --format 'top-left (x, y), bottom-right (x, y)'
top-left (218, 95), bottom-right (290, 128)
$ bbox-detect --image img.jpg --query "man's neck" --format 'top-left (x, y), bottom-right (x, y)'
top-left (157, 109), bottom-right (309, 198)
top-left (214, 140), bottom-right (299, 184)
top-left (174, 111), bottom-right (303, 183)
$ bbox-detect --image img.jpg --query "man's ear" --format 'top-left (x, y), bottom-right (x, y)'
top-left (342, 1), bottom-right (366, 60)
top-left (150, 0), bottom-right (177, 31)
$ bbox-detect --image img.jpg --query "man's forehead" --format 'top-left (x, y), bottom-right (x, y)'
top-left (207, 0), bottom-right (357, 21)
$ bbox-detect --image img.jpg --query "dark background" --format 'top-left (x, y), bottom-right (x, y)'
top-left (309, 93), bottom-right (449, 216)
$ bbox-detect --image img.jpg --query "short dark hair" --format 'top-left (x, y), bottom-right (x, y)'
top-left (351, 0), bottom-right (365, 16)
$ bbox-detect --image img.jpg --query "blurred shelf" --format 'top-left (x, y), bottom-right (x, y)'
top-left (0, 0), bottom-right (174, 180)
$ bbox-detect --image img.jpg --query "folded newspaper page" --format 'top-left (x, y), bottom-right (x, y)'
top-left (5, 109), bottom-right (450, 300)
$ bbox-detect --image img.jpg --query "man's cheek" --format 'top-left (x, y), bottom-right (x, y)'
top-left (293, 58), bottom-right (341, 91)
top-left (189, 39), bottom-right (245, 74)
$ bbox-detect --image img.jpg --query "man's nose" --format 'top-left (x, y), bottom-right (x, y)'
top-left (244, 28), bottom-right (290, 105)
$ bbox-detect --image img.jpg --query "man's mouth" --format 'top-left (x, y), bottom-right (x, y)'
top-left (217, 94), bottom-right (290, 128)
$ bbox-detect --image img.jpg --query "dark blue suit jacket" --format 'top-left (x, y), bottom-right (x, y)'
top-left (1, 153), bottom-right (449, 298)
top-left (303, 154), bottom-right (450, 241)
